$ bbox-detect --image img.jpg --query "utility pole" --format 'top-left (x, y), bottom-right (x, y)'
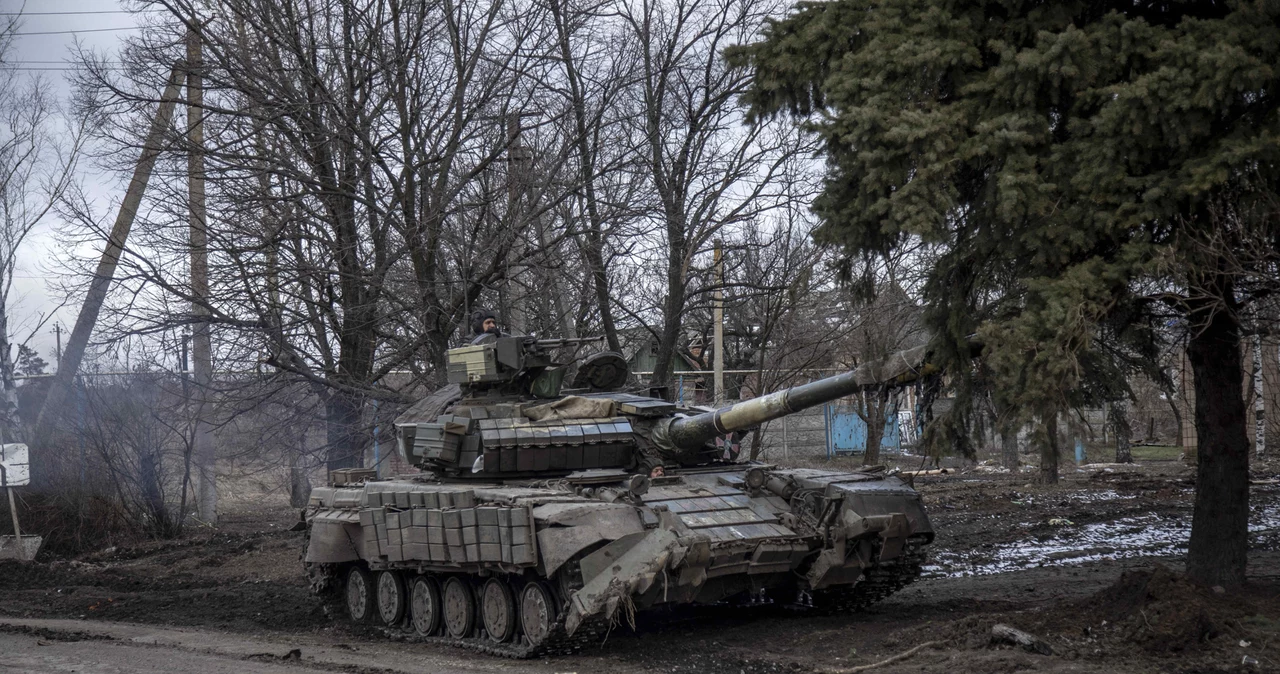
top-left (502, 114), bottom-right (575, 337)
top-left (52, 323), bottom-right (61, 361)
top-left (188, 27), bottom-right (217, 523)
top-left (713, 239), bottom-right (725, 405)
top-left (504, 113), bottom-right (532, 334)
top-left (35, 64), bottom-right (186, 447)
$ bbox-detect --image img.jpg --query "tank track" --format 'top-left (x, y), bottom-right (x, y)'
top-left (811, 537), bottom-right (927, 614)
top-left (305, 562), bottom-right (347, 619)
top-left (382, 611), bottom-right (607, 659)
top-left (306, 562), bottom-right (606, 659)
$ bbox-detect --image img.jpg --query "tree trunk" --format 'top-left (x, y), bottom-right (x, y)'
top-left (863, 409), bottom-right (883, 466)
top-left (549, 0), bottom-right (621, 353)
top-left (1040, 414), bottom-right (1059, 485)
top-left (862, 388), bottom-right (888, 466)
top-left (139, 450), bottom-right (168, 534)
top-left (1000, 427), bottom-right (1019, 469)
top-left (1185, 287), bottom-right (1250, 587)
top-left (1244, 337), bottom-right (1259, 452)
top-left (289, 450), bottom-right (311, 508)
top-left (1262, 334), bottom-right (1278, 454)
top-left (0, 309), bottom-right (24, 443)
top-left (748, 426), bottom-right (763, 461)
top-left (1167, 389), bottom-right (1185, 447)
top-left (651, 285), bottom-right (686, 393)
top-left (1111, 400), bottom-right (1133, 464)
top-left (325, 392), bottom-right (364, 472)
top-left (583, 222), bottom-right (620, 351)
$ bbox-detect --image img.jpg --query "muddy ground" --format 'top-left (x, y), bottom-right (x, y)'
top-left (2, 453), bottom-right (1279, 673)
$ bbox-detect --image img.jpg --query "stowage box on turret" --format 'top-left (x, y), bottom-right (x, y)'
top-left (302, 335), bottom-right (936, 657)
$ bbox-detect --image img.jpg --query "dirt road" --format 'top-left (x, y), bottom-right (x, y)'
top-left (2, 457), bottom-right (1278, 673)
top-left (0, 617), bottom-right (561, 674)
top-left (0, 569), bottom-right (1148, 674)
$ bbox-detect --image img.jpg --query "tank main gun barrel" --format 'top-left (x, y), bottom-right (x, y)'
top-left (653, 345), bottom-right (933, 453)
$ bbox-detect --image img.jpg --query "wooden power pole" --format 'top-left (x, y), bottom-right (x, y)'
top-left (503, 113), bottom-right (573, 338)
top-left (188, 28), bottom-right (217, 523)
top-left (35, 65), bottom-right (186, 446)
top-left (504, 114), bottom-right (532, 334)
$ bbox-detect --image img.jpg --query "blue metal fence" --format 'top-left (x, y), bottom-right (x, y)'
top-left (825, 403), bottom-right (902, 457)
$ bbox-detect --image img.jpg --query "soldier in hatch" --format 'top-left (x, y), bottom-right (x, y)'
top-left (469, 309), bottom-right (504, 344)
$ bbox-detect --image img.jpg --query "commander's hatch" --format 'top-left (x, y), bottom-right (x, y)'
top-left (570, 351), bottom-right (629, 391)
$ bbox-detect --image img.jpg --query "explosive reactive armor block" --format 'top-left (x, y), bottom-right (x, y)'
top-left (358, 493), bottom-right (536, 567)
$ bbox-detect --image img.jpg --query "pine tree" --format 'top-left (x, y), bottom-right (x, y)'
top-left (15, 345), bottom-right (47, 377)
top-left (732, 0), bottom-right (1280, 586)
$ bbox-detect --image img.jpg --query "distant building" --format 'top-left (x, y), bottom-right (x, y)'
top-left (618, 328), bottom-right (710, 404)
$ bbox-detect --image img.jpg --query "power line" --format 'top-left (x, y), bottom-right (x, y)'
top-left (0, 10), bottom-right (161, 16)
top-left (12, 27), bottom-right (141, 36)
top-left (5, 67), bottom-right (125, 71)
top-left (1, 62), bottom-right (125, 70)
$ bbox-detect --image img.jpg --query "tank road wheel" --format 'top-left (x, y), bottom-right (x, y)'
top-left (519, 580), bottom-right (557, 647)
top-left (344, 566), bottom-right (376, 623)
top-left (409, 576), bottom-right (442, 636)
top-left (480, 578), bottom-right (518, 643)
top-left (442, 576), bottom-right (476, 639)
top-left (375, 571), bottom-right (406, 626)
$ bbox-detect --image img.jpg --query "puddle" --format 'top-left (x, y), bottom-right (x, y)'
top-left (1061, 489), bottom-right (1138, 503)
top-left (1250, 501), bottom-right (1280, 534)
top-left (1003, 489), bottom-right (1144, 507)
top-left (926, 499), bottom-right (1280, 578)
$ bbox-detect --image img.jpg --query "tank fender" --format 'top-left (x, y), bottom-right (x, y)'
top-left (564, 525), bottom-right (680, 635)
top-left (833, 483), bottom-right (934, 543)
top-left (841, 508), bottom-right (910, 561)
top-left (533, 502), bottom-right (646, 577)
top-left (565, 510), bottom-right (710, 632)
top-left (578, 531), bottom-right (646, 583)
top-left (663, 508), bottom-right (711, 591)
top-left (806, 538), bottom-right (874, 590)
top-left (304, 510), bottom-right (363, 564)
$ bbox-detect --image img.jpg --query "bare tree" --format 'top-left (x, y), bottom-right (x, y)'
top-left (616, 0), bottom-right (803, 390)
top-left (1109, 399), bottom-right (1133, 463)
top-left (722, 218), bottom-right (848, 459)
top-left (68, 0), bottom-right (586, 471)
top-left (841, 254), bottom-right (927, 466)
top-left (0, 20), bottom-right (85, 443)
top-left (546, 0), bottom-right (644, 350)
top-left (50, 0), bottom-right (834, 495)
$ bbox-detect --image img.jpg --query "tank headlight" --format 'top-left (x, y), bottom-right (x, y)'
top-left (745, 467), bottom-right (767, 490)
top-left (627, 474), bottom-right (650, 497)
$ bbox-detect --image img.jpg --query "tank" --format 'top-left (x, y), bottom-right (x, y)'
top-left (301, 336), bottom-right (936, 656)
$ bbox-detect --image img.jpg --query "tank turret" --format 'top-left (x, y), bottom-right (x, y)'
top-left (397, 340), bottom-right (934, 477)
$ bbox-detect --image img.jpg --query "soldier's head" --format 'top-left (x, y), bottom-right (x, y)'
top-left (470, 309), bottom-right (500, 336)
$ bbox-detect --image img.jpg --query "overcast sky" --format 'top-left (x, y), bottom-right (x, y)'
top-left (4, 0), bottom-right (144, 366)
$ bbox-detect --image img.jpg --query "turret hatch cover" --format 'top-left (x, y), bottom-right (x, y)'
top-left (571, 352), bottom-right (629, 391)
